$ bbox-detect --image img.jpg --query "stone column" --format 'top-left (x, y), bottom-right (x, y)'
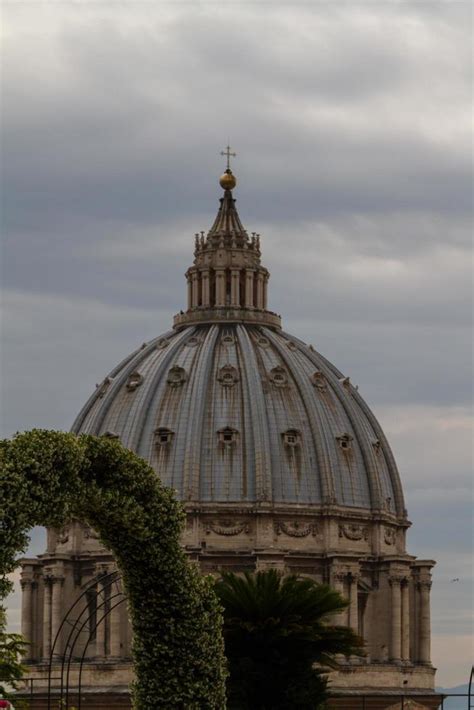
top-left (20, 578), bottom-right (33, 660)
top-left (245, 269), bottom-right (254, 308)
top-left (95, 577), bottom-right (107, 658)
top-left (109, 594), bottom-right (122, 658)
top-left (256, 271), bottom-right (265, 309)
top-left (348, 573), bottom-right (359, 633)
top-left (50, 575), bottom-right (64, 658)
top-left (401, 578), bottom-right (410, 661)
top-left (389, 575), bottom-right (402, 662)
top-left (42, 577), bottom-right (52, 660)
top-left (263, 274), bottom-right (269, 310)
top-left (330, 568), bottom-right (348, 626)
top-left (186, 274), bottom-right (192, 310)
top-left (215, 268), bottom-right (226, 307)
top-left (191, 270), bottom-right (199, 308)
top-left (418, 581), bottom-right (432, 664)
top-left (230, 269), bottom-right (240, 307)
top-left (201, 269), bottom-right (210, 307)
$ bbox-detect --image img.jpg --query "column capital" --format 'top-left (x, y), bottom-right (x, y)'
top-left (20, 578), bottom-right (33, 590)
top-left (417, 580), bottom-right (432, 591)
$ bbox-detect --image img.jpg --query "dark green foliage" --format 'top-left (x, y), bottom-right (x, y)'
top-left (0, 430), bottom-right (227, 709)
top-left (215, 569), bottom-right (364, 709)
top-left (0, 609), bottom-right (27, 699)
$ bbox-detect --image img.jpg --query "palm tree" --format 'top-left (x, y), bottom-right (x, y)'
top-left (215, 569), bottom-right (364, 710)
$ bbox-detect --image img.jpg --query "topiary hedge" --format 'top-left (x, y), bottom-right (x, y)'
top-left (0, 429), bottom-right (227, 709)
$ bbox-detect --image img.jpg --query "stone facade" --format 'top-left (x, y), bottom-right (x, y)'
top-left (19, 165), bottom-right (437, 705)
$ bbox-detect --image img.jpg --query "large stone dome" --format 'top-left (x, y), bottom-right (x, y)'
top-left (72, 323), bottom-right (404, 516)
top-left (20, 162), bottom-right (436, 704)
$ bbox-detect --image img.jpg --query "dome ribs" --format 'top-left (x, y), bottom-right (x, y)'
top-left (263, 329), bottom-right (333, 505)
top-left (237, 325), bottom-right (273, 502)
top-left (295, 337), bottom-right (388, 513)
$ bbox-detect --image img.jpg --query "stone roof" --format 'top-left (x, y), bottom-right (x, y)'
top-left (72, 323), bottom-right (405, 515)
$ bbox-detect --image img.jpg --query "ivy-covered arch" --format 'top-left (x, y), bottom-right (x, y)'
top-left (0, 430), bottom-right (227, 709)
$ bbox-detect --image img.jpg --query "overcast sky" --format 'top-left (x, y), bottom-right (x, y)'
top-left (1, 1), bottom-right (472, 687)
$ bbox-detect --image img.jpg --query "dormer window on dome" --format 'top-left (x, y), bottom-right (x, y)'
top-left (154, 428), bottom-right (174, 447)
top-left (336, 433), bottom-right (354, 451)
top-left (282, 429), bottom-right (301, 447)
top-left (167, 366), bottom-right (187, 388)
top-left (218, 427), bottom-right (238, 447)
top-left (217, 365), bottom-right (239, 387)
top-left (126, 372), bottom-right (143, 391)
top-left (269, 366), bottom-right (288, 387)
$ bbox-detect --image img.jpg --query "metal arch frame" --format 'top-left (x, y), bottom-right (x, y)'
top-left (46, 570), bottom-right (126, 710)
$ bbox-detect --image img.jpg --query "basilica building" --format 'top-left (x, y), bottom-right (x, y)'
top-left (20, 160), bottom-right (437, 707)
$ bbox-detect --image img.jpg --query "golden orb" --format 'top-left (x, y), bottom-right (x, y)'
top-left (219, 169), bottom-right (237, 190)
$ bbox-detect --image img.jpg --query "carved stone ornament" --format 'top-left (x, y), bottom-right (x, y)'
top-left (167, 365), bottom-right (187, 387)
top-left (269, 366), bottom-right (288, 387)
top-left (96, 377), bottom-right (112, 398)
top-left (83, 525), bottom-right (100, 540)
top-left (206, 520), bottom-right (249, 536)
top-left (311, 371), bottom-right (328, 390)
top-left (186, 336), bottom-right (200, 347)
top-left (338, 523), bottom-right (369, 541)
top-left (221, 334), bottom-right (235, 345)
top-left (384, 527), bottom-right (396, 545)
top-left (217, 365), bottom-right (239, 387)
top-left (126, 371), bottom-right (143, 391)
top-left (275, 520), bottom-right (320, 538)
top-left (57, 526), bottom-right (69, 544)
top-left (257, 336), bottom-right (270, 348)
top-left (286, 340), bottom-right (297, 350)
top-left (156, 338), bottom-right (170, 350)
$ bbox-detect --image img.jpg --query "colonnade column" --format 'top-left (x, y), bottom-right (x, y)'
top-left (348, 572), bottom-right (359, 633)
top-left (256, 271), bottom-right (265, 309)
top-left (191, 270), bottom-right (199, 308)
top-left (245, 269), bottom-right (254, 308)
top-left (50, 575), bottom-right (64, 658)
top-left (263, 274), bottom-right (269, 309)
top-left (95, 576), bottom-right (107, 658)
top-left (389, 575), bottom-right (402, 662)
top-left (230, 269), bottom-right (240, 307)
top-left (401, 578), bottom-right (410, 661)
top-left (201, 269), bottom-right (210, 307)
top-left (418, 580), bottom-right (432, 664)
top-left (215, 268), bottom-right (226, 307)
top-left (186, 273), bottom-right (192, 310)
top-left (109, 587), bottom-right (122, 658)
top-left (20, 578), bottom-right (33, 660)
top-left (330, 568), bottom-right (348, 626)
top-left (42, 577), bottom-right (52, 660)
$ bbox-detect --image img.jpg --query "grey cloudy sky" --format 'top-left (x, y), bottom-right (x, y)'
top-left (1, 1), bottom-right (472, 687)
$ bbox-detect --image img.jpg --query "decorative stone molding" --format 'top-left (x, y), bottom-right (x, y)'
top-left (269, 366), bottom-right (288, 387)
top-left (84, 525), bottom-right (100, 540)
top-left (311, 371), bottom-right (328, 390)
top-left (275, 520), bottom-right (320, 538)
top-left (156, 338), bottom-right (170, 349)
top-left (384, 527), bottom-right (396, 545)
top-left (96, 377), bottom-right (112, 398)
top-left (126, 372), bottom-right (143, 391)
top-left (417, 580), bottom-right (432, 591)
top-left (338, 523), bottom-right (369, 541)
top-left (217, 365), bottom-right (239, 387)
top-left (205, 520), bottom-right (249, 536)
top-left (57, 526), bottom-right (69, 544)
top-left (167, 366), bottom-right (187, 388)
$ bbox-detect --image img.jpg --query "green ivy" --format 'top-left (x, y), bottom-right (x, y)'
top-left (0, 430), bottom-right (227, 709)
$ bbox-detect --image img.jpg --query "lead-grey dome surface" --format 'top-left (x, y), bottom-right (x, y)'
top-left (72, 323), bottom-right (405, 515)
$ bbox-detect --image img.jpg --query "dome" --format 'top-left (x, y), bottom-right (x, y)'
top-left (72, 323), bottom-right (404, 516)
